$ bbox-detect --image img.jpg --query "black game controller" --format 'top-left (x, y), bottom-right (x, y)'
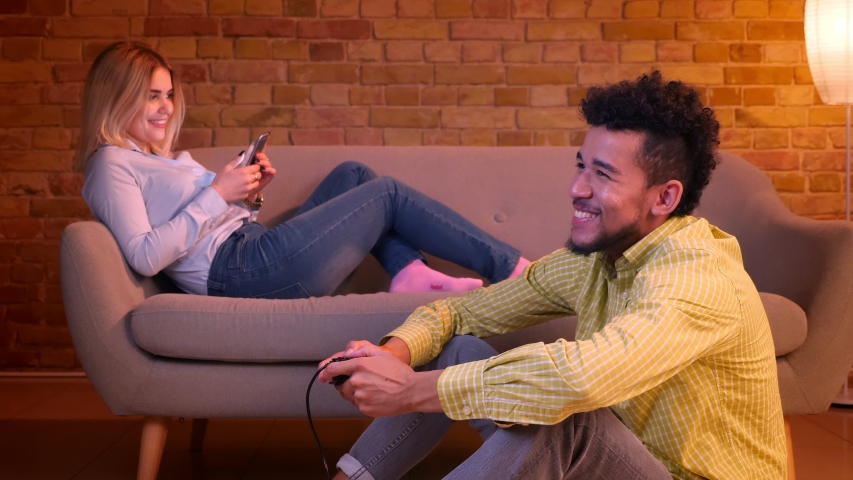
top-left (328, 356), bottom-right (350, 386)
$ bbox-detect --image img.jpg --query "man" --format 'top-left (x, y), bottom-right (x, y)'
top-left (321, 71), bottom-right (787, 479)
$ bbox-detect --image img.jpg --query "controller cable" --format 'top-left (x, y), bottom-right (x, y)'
top-left (306, 358), bottom-right (350, 480)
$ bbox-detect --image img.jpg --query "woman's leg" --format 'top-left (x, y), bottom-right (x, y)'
top-left (213, 173), bottom-right (522, 298)
top-left (294, 161), bottom-right (374, 216)
top-left (294, 161), bottom-right (424, 271)
top-left (294, 162), bottom-right (485, 293)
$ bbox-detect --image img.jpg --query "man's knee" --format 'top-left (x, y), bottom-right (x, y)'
top-left (437, 335), bottom-right (498, 368)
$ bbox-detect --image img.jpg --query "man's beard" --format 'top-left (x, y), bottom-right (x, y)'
top-left (565, 221), bottom-right (641, 256)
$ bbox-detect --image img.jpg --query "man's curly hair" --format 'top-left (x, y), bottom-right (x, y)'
top-left (580, 70), bottom-right (720, 217)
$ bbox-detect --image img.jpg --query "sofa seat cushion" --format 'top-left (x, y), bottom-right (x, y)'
top-left (132, 291), bottom-right (580, 363)
top-left (760, 292), bottom-right (807, 356)
top-left (132, 291), bottom-right (804, 363)
top-left (131, 291), bottom-right (453, 362)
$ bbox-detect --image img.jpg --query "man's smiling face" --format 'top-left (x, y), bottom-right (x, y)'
top-left (568, 126), bottom-right (662, 259)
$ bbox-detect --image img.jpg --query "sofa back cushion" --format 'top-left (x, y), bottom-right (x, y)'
top-left (188, 146), bottom-right (577, 294)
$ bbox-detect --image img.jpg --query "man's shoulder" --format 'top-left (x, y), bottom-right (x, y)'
top-left (537, 247), bottom-right (599, 270)
top-left (640, 218), bottom-right (747, 286)
top-left (658, 217), bottom-right (739, 258)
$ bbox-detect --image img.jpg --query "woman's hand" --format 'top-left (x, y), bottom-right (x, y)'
top-left (210, 154), bottom-right (262, 204)
top-left (249, 151), bottom-right (276, 198)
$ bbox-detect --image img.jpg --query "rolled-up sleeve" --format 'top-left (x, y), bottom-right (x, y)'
top-left (382, 249), bottom-right (582, 367)
top-left (437, 248), bottom-right (742, 426)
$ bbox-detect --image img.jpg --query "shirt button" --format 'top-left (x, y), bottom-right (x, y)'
top-left (621, 292), bottom-right (628, 299)
top-left (463, 406), bottom-right (472, 415)
top-left (486, 408), bottom-right (491, 414)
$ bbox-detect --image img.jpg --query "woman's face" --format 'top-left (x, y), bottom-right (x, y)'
top-left (126, 67), bottom-right (173, 152)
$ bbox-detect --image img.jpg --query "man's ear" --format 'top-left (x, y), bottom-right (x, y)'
top-left (650, 180), bottom-right (683, 217)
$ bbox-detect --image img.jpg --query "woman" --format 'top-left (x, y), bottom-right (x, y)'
top-left (78, 42), bottom-right (530, 299)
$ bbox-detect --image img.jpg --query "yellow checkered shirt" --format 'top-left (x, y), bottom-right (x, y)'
top-left (384, 216), bottom-right (787, 479)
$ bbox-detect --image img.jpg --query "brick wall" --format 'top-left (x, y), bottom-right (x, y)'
top-left (0, 0), bottom-right (843, 370)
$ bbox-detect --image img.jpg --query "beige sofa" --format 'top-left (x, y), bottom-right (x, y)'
top-left (61, 146), bottom-right (853, 479)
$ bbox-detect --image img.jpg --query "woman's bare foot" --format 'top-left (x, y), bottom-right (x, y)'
top-left (390, 260), bottom-right (483, 293)
top-left (508, 257), bottom-right (532, 279)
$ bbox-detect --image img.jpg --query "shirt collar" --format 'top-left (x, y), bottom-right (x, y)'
top-left (125, 139), bottom-right (144, 152)
top-left (607, 215), bottom-right (697, 273)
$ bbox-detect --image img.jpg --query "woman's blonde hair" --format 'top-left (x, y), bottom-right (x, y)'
top-left (75, 41), bottom-right (185, 172)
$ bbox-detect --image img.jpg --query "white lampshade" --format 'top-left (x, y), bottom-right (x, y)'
top-left (806, 0), bottom-right (853, 105)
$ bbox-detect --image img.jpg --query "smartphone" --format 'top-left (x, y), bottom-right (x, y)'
top-left (248, 132), bottom-right (269, 166)
top-left (239, 132), bottom-right (270, 168)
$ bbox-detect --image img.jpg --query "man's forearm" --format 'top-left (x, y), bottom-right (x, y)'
top-left (384, 337), bottom-right (444, 413)
top-left (383, 336), bottom-right (411, 365)
top-left (407, 369), bottom-right (444, 413)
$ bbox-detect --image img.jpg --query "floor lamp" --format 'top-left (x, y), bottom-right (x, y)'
top-left (838, 102), bottom-right (852, 406)
top-left (806, 0), bottom-right (853, 406)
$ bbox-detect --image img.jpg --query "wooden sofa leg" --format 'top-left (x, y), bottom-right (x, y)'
top-left (190, 418), bottom-right (208, 452)
top-left (138, 416), bottom-right (170, 480)
top-left (785, 416), bottom-right (796, 480)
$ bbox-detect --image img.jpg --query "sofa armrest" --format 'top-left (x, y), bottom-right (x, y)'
top-left (697, 153), bottom-right (853, 414)
top-left (61, 221), bottom-right (177, 414)
top-left (732, 203), bottom-right (853, 414)
top-left (764, 216), bottom-right (853, 414)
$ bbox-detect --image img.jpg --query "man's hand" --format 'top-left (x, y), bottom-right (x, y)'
top-left (324, 356), bottom-right (444, 417)
top-left (318, 340), bottom-right (395, 383)
top-left (318, 337), bottom-right (412, 383)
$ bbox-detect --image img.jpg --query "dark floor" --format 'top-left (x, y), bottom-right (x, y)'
top-left (0, 377), bottom-right (852, 479)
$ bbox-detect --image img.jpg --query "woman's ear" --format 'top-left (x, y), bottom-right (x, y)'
top-left (650, 180), bottom-right (684, 217)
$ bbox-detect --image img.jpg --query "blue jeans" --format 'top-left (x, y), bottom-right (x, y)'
top-left (337, 336), bottom-right (672, 480)
top-left (207, 161), bottom-right (521, 299)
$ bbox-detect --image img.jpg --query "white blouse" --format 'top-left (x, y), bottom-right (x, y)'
top-left (81, 144), bottom-right (254, 294)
